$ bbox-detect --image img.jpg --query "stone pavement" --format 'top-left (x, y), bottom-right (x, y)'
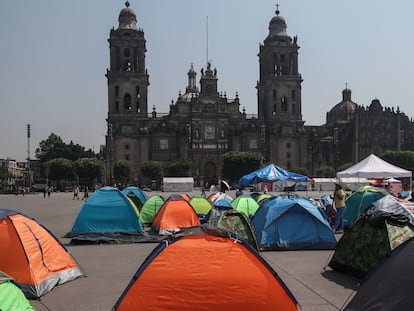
top-left (0, 191), bottom-right (358, 311)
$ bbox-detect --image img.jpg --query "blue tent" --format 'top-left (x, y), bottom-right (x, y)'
top-left (251, 196), bottom-right (336, 250)
top-left (238, 164), bottom-right (309, 188)
top-left (121, 186), bottom-right (148, 204)
top-left (65, 186), bottom-right (144, 242)
top-left (121, 186), bottom-right (148, 211)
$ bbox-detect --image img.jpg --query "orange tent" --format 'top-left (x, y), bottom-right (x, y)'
top-left (113, 225), bottom-right (301, 311)
top-left (151, 197), bottom-right (200, 235)
top-left (0, 209), bottom-right (85, 298)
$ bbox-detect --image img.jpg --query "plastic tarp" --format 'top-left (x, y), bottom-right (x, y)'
top-left (344, 187), bottom-right (386, 226)
top-left (239, 164), bottom-right (309, 188)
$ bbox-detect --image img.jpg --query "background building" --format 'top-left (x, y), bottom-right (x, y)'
top-left (106, 2), bottom-right (414, 185)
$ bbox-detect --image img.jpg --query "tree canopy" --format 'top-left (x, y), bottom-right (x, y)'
top-left (35, 133), bottom-right (97, 162)
top-left (222, 152), bottom-right (263, 184)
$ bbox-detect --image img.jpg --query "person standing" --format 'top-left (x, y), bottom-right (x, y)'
top-left (73, 184), bottom-right (80, 200)
top-left (333, 182), bottom-right (347, 233)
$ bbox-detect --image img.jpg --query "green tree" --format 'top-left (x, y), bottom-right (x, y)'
top-left (140, 161), bottom-right (163, 182)
top-left (75, 158), bottom-right (105, 187)
top-left (382, 150), bottom-right (414, 173)
top-left (165, 159), bottom-right (193, 177)
top-left (291, 166), bottom-right (310, 177)
top-left (36, 133), bottom-right (66, 162)
top-left (35, 133), bottom-right (98, 162)
top-left (222, 152), bottom-right (263, 184)
top-left (47, 158), bottom-right (76, 190)
top-left (0, 167), bottom-right (11, 184)
top-left (337, 162), bottom-right (353, 172)
top-left (315, 165), bottom-right (335, 177)
top-left (113, 160), bottom-right (132, 185)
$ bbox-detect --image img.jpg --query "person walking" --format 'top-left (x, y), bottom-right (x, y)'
top-left (333, 182), bottom-right (347, 233)
top-left (73, 184), bottom-right (80, 200)
top-left (82, 186), bottom-right (89, 201)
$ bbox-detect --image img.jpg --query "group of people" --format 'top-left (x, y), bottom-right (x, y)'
top-left (73, 185), bottom-right (89, 201)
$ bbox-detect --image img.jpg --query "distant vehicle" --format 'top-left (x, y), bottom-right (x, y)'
top-left (32, 183), bottom-right (47, 192)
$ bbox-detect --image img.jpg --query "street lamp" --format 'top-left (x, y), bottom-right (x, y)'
top-left (107, 120), bottom-right (114, 186)
top-left (26, 124), bottom-right (32, 192)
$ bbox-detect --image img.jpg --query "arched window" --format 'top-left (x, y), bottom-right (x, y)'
top-left (115, 101), bottom-right (119, 113)
top-left (281, 96), bottom-right (288, 112)
top-left (115, 85), bottom-right (119, 97)
top-left (124, 94), bottom-right (132, 111)
top-left (124, 60), bottom-right (132, 72)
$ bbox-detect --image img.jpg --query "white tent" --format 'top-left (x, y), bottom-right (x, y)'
top-left (336, 154), bottom-right (412, 179)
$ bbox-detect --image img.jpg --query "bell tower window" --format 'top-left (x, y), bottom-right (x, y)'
top-left (281, 96), bottom-right (288, 111)
top-left (124, 94), bottom-right (132, 111)
top-left (124, 48), bottom-right (130, 57)
top-left (124, 60), bottom-right (132, 72)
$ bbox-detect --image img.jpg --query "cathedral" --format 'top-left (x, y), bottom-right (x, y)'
top-left (105, 2), bottom-right (414, 185)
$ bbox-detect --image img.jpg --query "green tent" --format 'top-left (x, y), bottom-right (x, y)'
top-left (231, 195), bottom-right (260, 218)
top-left (256, 193), bottom-right (273, 204)
top-left (189, 196), bottom-right (213, 215)
top-left (344, 187), bottom-right (386, 226)
top-left (0, 271), bottom-right (35, 311)
top-left (329, 218), bottom-right (414, 279)
top-left (139, 195), bottom-right (165, 225)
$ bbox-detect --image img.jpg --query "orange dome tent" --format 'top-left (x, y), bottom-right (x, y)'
top-left (112, 225), bottom-right (301, 311)
top-left (151, 196), bottom-right (200, 235)
top-left (0, 209), bottom-right (85, 298)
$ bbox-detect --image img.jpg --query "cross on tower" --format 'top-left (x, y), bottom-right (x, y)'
top-left (276, 3), bottom-right (280, 15)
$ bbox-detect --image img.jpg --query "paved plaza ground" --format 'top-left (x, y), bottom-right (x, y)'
top-left (0, 190), bottom-right (358, 311)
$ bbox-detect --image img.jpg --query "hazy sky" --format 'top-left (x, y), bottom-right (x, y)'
top-left (1, 1), bottom-right (414, 162)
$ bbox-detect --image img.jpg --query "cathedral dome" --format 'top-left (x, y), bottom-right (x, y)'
top-left (265, 6), bottom-right (291, 43)
top-left (327, 88), bottom-right (357, 124)
top-left (269, 14), bottom-right (288, 37)
top-left (118, 1), bottom-right (137, 30)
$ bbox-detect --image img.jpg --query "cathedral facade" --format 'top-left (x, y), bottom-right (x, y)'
top-left (105, 2), bottom-right (414, 185)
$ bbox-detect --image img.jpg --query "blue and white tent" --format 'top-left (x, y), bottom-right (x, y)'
top-left (65, 186), bottom-right (144, 243)
top-left (238, 164), bottom-right (310, 188)
top-left (252, 196), bottom-right (336, 250)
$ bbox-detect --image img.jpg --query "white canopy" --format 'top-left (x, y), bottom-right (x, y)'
top-left (336, 154), bottom-right (412, 179)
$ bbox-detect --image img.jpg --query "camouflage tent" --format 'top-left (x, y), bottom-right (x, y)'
top-left (329, 197), bottom-right (414, 279)
top-left (207, 207), bottom-right (259, 252)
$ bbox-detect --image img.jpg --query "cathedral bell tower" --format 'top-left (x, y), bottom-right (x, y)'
top-left (106, 1), bottom-right (149, 116)
top-left (105, 1), bottom-right (150, 184)
top-left (257, 5), bottom-right (306, 169)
